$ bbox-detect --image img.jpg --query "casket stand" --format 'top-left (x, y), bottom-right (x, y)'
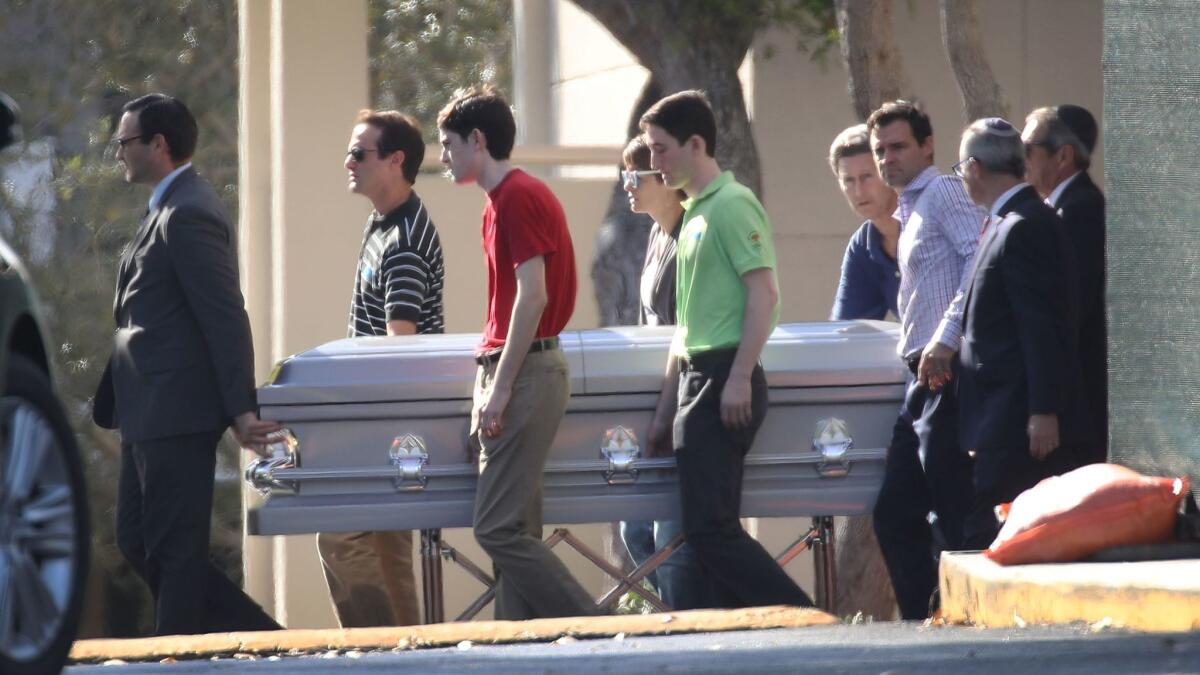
top-left (245, 321), bottom-right (905, 621)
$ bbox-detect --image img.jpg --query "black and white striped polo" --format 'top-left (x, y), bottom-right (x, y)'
top-left (348, 191), bottom-right (445, 337)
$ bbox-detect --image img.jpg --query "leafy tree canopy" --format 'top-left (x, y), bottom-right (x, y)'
top-left (0, 0), bottom-right (512, 636)
top-left (368, 0), bottom-right (512, 140)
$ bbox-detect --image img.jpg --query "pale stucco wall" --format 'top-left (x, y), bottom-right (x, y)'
top-left (550, 0), bottom-right (1103, 322)
top-left (753, 0), bottom-right (1103, 323)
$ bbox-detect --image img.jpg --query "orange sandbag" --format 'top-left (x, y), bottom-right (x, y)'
top-left (985, 463), bottom-right (1189, 565)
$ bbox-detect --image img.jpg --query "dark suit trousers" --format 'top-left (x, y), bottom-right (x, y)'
top-left (873, 364), bottom-right (974, 620)
top-left (673, 351), bottom-right (814, 609)
top-left (117, 430), bottom-right (280, 636)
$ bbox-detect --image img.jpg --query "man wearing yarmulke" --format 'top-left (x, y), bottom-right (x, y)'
top-left (953, 117), bottom-right (1090, 549)
top-left (1021, 105), bottom-right (1107, 467)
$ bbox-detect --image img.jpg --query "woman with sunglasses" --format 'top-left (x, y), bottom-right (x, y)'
top-left (617, 136), bottom-right (714, 610)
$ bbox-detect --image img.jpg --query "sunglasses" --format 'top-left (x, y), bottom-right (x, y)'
top-left (1023, 140), bottom-right (1052, 158)
top-left (346, 146), bottom-right (380, 162)
top-left (621, 169), bottom-right (662, 189)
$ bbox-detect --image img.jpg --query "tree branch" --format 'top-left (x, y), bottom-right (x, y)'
top-left (939, 0), bottom-right (1009, 120)
top-left (835, 0), bottom-right (910, 121)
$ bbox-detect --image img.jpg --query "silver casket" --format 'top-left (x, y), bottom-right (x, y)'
top-left (246, 320), bottom-right (904, 535)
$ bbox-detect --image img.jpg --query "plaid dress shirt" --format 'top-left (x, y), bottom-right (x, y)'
top-left (895, 166), bottom-right (986, 359)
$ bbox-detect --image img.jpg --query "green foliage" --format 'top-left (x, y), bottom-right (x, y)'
top-left (762, 0), bottom-right (839, 63)
top-left (1, 0), bottom-right (241, 637)
top-left (368, 0), bottom-right (513, 140)
top-left (615, 579), bottom-right (660, 615)
top-left (0, 0), bottom-right (514, 636)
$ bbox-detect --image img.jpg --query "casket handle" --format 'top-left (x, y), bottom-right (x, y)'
top-left (245, 428), bottom-right (300, 494)
top-left (812, 418), bottom-right (852, 478)
top-left (391, 434), bottom-right (430, 491)
top-left (601, 426), bottom-right (641, 485)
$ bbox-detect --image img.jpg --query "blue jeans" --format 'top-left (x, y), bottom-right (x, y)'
top-left (619, 519), bottom-right (713, 610)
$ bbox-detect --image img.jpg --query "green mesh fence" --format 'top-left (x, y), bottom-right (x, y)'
top-left (1105, 0), bottom-right (1200, 489)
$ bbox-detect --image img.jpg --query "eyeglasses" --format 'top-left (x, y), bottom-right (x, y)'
top-left (951, 157), bottom-right (975, 178)
top-left (1023, 140), bottom-right (1052, 158)
top-left (110, 134), bottom-right (148, 149)
top-left (346, 146), bottom-right (380, 162)
top-left (621, 169), bottom-right (662, 189)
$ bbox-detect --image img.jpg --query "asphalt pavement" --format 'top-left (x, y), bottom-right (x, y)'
top-left (67, 622), bottom-right (1200, 674)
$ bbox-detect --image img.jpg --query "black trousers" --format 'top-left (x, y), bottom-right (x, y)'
top-left (872, 363), bottom-right (974, 620)
top-left (673, 350), bottom-right (814, 609)
top-left (117, 430), bottom-right (281, 636)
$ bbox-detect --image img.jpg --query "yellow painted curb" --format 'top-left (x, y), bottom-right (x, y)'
top-left (70, 605), bottom-right (836, 663)
top-left (940, 552), bottom-right (1200, 632)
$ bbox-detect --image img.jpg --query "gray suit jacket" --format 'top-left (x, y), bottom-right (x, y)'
top-left (93, 167), bottom-right (257, 443)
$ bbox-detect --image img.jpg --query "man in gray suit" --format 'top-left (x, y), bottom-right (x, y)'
top-left (94, 94), bottom-right (281, 635)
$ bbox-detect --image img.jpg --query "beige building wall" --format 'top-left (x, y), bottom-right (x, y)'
top-left (754, 0), bottom-right (1103, 323)
top-left (551, 0), bottom-right (1103, 321)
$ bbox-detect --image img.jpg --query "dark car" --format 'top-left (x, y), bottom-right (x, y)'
top-left (0, 93), bottom-right (90, 674)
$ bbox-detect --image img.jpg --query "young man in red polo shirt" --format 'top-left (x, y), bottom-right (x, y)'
top-left (438, 86), bottom-right (596, 620)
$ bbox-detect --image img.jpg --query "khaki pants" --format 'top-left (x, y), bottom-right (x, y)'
top-left (471, 348), bottom-right (597, 620)
top-left (316, 530), bottom-right (419, 627)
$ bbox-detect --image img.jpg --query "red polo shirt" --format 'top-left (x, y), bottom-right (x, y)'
top-left (479, 169), bottom-right (577, 352)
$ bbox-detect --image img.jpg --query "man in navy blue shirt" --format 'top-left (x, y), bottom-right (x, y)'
top-left (828, 124), bottom-right (915, 621)
top-left (829, 124), bottom-right (901, 321)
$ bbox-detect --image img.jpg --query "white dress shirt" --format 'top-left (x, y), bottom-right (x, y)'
top-left (1045, 171), bottom-right (1082, 208)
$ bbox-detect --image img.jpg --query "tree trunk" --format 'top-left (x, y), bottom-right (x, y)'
top-left (939, 0), bottom-right (1009, 120)
top-left (834, 516), bottom-right (897, 620)
top-left (825, 0), bottom-right (905, 620)
top-left (835, 0), bottom-right (910, 121)
top-left (572, 0), bottom-right (763, 324)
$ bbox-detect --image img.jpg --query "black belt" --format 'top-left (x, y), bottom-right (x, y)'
top-left (475, 336), bottom-right (560, 366)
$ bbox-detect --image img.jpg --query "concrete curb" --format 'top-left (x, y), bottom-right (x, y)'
top-left (940, 552), bottom-right (1200, 632)
top-left (69, 605), bottom-right (837, 663)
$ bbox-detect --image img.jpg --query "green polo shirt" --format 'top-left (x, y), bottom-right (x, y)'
top-left (673, 171), bottom-right (780, 357)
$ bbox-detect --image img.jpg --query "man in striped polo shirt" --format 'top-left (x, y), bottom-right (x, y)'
top-left (317, 109), bottom-right (445, 627)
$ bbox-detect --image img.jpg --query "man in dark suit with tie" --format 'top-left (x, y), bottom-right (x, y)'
top-left (952, 118), bottom-right (1090, 549)
top-left (1022, 105), bottom-right (1107, 465)
top-left (95, 94), bottom-right (282, 635)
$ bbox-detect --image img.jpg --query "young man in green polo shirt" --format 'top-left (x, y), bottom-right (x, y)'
top-left (642, 90), bottom-right (814, 609)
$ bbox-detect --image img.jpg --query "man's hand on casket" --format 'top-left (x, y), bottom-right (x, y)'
top-left (648, 410), bottom-right (673, 457)
top-left (648, 366), bottom-right (679, 457)
top-left (233, 411), bottom-right (283, 457)
top-left (478, 384), bottom-right (512, 438)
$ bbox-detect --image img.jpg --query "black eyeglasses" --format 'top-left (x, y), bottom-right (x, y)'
top-left (346, 147), bottom-right (380, 162)
top-left (621, 169), bottom-right (661, 189)
top-left (952, 157), bottom-right (975, 178)
top-left (110, 134), bottom-right (148, 149)
top-left (1023, 140), bottom-right (1052, 158)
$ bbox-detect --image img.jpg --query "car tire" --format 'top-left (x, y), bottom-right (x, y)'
top-left (0, 354), bottom-right (89, 675)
